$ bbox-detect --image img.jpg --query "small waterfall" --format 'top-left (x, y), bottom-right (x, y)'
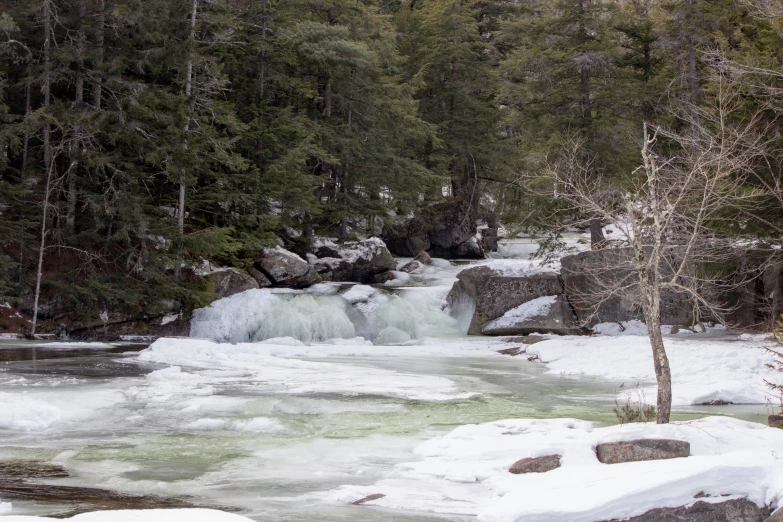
top-left (190, 287), bottom-right (460, 344)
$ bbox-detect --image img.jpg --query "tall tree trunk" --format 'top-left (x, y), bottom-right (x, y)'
top-left (644, 303), bottom-right (672, 424)
top-left (42, 0), bottom-right (53, 172)
top-left (92, 0), bottom-right (105, 110)
top-left (67, 0), bottom-right (87, 236)
top-left (175, 0), bottom-right (198, 284)
top-left (257, 0), bottom-right (268, 166)
top-left (21, 65), bottom-right (32, 176)
top-left (687, 36), bottom-right (699, 137)
top-left (590, 219), bottom-right (605, 248)
top-left (31, 164), bottom-right (54, 337)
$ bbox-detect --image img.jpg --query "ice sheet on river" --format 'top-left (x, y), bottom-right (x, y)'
top-left (325, 416), bottom-right (783, 521)
top-left (3, 508), bottom-right (254, 521)
top-left (137, 338), bottom-right (477, 401)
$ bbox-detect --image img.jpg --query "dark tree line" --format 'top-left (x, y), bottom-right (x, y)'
top-left (1, 0), bottom-right (782, 324)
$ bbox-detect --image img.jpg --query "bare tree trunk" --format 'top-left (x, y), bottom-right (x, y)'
top-left (92, 0), bottom-right (104, 110)
top-left (590, 219), bottom-right (604, 248)
top-left (644, 305), bottom-right (672, 423)
top-left (75, 0), bottom-right (86, 104)
top-left (31, 161), bottom-right (55, 337)
top-left (257, 0), bottom-right (268, 165)
top-left (175, 0), bottom-right (198, 284)
top-left (688, 36), bottom-right (699, 138)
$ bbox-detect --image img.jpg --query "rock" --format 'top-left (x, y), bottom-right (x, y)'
top-left (446, 266), bottom-right (565, 335)
top-left (600, 498), bottom-right (769, 522)
top-left (311, 238), bottom-right (395, 283)
top-left (497, 347), bottom-right (523, 356)
top-left (384, 216), bottom-right (431, 257)
top-left (508, 454), bottom-right (561, 474)
top-left (414, 251), bottom-right (432, 265)
top-left (372, 271), bottom-right (397, 284)
top-left (481, 294), bottom-right (578, 336)
top-left (451, 240), bottom-right (485, 259)
top-left (427, 200), bottom-right (476, 258)
top-left (351, 494), bottom-right (386, 505)
top-left (766, 508), bottom-right (783, 522)
top-left (561, 249), bottom-right (693, 327)
top-left (246, 266), bottom-right (272, 288)
top-left (769, 415), bottom-right (783, 428)
top-left (254, 246), bottom-right (321, 288)
top-left (400, 260), bottom-right (424, 274)
top-left (205, 269), bottom-right (259, 299)
top-left (596, 439), bottom-right (690, 464)
top-left (504, 335), bottom-right (547, 345)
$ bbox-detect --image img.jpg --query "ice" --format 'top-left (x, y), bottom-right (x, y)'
top-left (0, 387), bottom-right (124, 432)
top-left (341, 284), bottom-right (375, 303)
top-left (0, 501), bottom-right (10, 515)
top-left (382, 271), bottom-right (411, 287)
top-left (184, 416), bottom-right (283, 433)
top-left (482, 295), bottom-right (557, 332)
top-left (137, 338), bottom-right (476, 401)
top-left (375, 326), bottom-right (412, 345)
top-left (4, 508), bottom-right (254, 522)
top-left (324, 416), bottom-right (783, 521)
top-left (190, 289), bottom-right (356, 343)
top-left (528, 334), bottom-right (776, 405)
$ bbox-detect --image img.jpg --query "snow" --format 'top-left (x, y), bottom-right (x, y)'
top-left (160, 313), bottom-right (180, 326)
top-left (3, 509), bottom-right (254, 522)
top-left (184, 416), bottom-right (283, 433)
top-left (527, 334), bottom-right (776, 405)
top-left (0, 392), bottom-right (61, 431)
top-left (0, 501), bottom-right (10, 515)
top-left (324, 416), bottom-right (783, 522)
top-left (137, 338), bottom-right (475, 401)
top-left (382, 271), bottom-right (411, 287)
top-left (0, 387), bottom-right (125, 432)
top-left (482, 296), bottom-right (557, 332)
top-left (341, 284), bottom-right (376, 303)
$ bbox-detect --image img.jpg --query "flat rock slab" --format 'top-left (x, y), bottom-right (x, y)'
top-left (599, 498), bottom-right (769, 522)
top-left (596, 438), bottom-right (690, 464)
top-left (509, 454), bottom-right (561, 474)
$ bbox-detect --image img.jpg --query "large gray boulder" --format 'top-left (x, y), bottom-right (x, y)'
top-left (508, 454), bottom-right (561, 474)
top-left (600, 498), bottom-right (769, 522)
top-left (383, 216), bottom-right (430, 257)
top-left (446, 266), bottom-right (564, 335)
top-left (311, 238), bottom-right (395, 283)
top-left (481, 294), bottom-right (577, 336)
top-left (254, 247), bottom-right (321, 288)
top-left (205, 268), bottom-right (260, 298)
top-left (560, 248), bottom-right (693, 327)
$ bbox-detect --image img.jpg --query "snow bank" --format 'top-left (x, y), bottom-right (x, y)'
top-left (325, 416), bottom-right (783, 521)
top-left (0, 392), bottom-right (62, 431)
top-left (482, 296), bottom-right (557, 332)
top-left (137, 338), bottom-right (475, 401)
top-left (528, 335), bottom-right (776, 405)
top-left (341, 284), bottom-right (375, 303)
top-left (0, 500), bottom-right (11, 515)
top-left (3, 508), bottom-right (254, 522)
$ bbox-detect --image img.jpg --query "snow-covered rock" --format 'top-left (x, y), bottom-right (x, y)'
top-left (311, 238), bottom-right (395, 283)
top-left (481, 295), bottom-right (577, 336)
top-left (253, 246), bottom-right (321, 288)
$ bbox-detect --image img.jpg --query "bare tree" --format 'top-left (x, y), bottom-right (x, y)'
top-left (548, 67), bottom-right (779, 423)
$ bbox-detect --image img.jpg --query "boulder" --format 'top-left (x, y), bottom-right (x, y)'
top-left (600, 498), bottom-right (769, 522)
top-left (383, 216), bottom-right (430, 257)
top-left (254, 247), bottom-right (321, 288)
top-left (481, 295), bottom-right (578, 336)
top-left (351, 494), bottom-right (386, 505)
top-left (766, 508), bottom-right (783, 522)
top-left (769, 415), bottom-right (783, 428)
top-left (446, 266), bottom-right (564, 335)
top-left (414, 251), bottom-right (432, 266)
top-left (427, 200), bottom-right (476, 258)
top-left (596, 439), bottom-right (690, 464)
top-left (400, 260), bottom-right (424, 274)
top-left (246, 266), bottom-right (272, 288)
top-left (560, 249), bottom-right (693, 327)
top-left (508, 454), bottom-right (561, 474)
top-left (372, 271), bottom-right (397, 284)
top-left (205, 268), bottom-right (259, 299)
top-left (311, 238), bottom-right (395, 283)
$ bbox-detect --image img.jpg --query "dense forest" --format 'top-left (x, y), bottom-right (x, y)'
top-left (1, 0), bottom-right (783, 331)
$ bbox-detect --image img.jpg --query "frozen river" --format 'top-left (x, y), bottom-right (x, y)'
top-left (0, 238), bottom-right (772, 520)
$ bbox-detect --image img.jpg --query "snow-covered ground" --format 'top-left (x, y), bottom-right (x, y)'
top-left (324, 416), bottom-right (783, 521)
top-left (527, 328), bottom-right (777, 406)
